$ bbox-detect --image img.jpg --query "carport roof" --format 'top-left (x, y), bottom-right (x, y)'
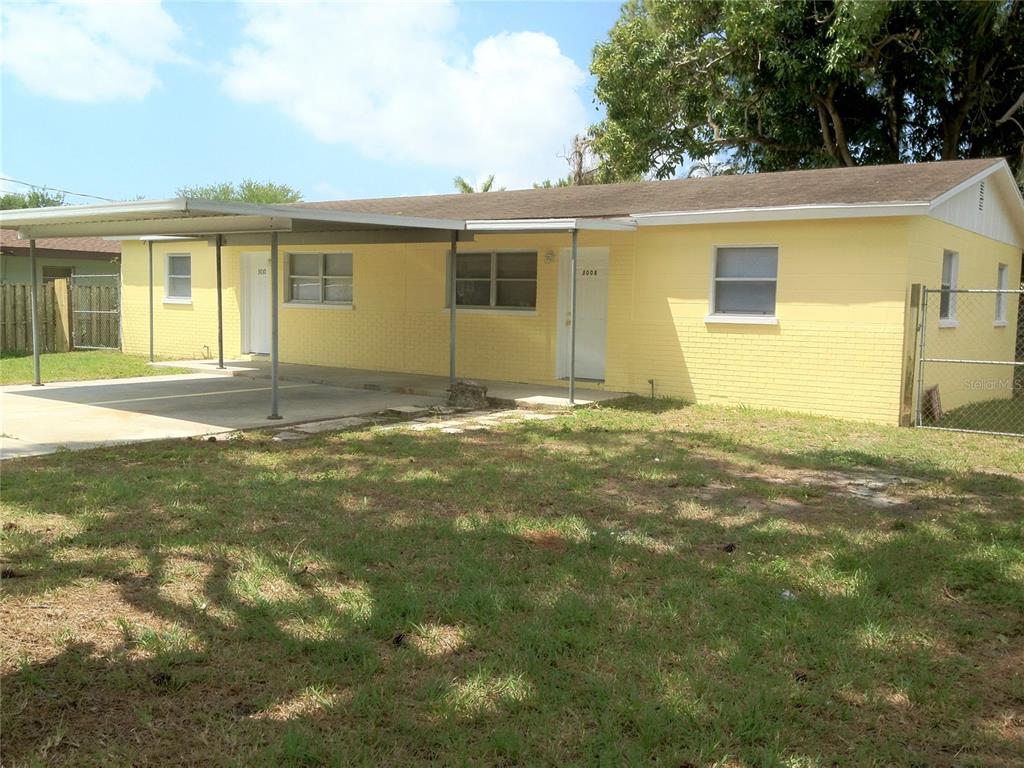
top-left (0, 227), bottom-right (121, 254)
top-left (0, 196), bottom-right (638, 240)
top-left (0, 198), bottom-right (468, 240)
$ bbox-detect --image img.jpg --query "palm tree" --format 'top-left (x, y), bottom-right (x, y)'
top-left (453, 174), bottom-right (504, 193)
top-left (686, 157), bottom-right (741, 178)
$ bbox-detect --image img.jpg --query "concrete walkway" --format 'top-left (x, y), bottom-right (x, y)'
top-left (151, 359), bottom-right (630, 409)
top-left (0, 373), bottom-right (444, 459)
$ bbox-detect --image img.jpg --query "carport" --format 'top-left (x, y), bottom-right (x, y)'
top-left (0, 200), bottom-right (634, 416)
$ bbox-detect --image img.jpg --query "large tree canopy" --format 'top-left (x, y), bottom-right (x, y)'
top-left (1, 188), bottom-right (66, 210)
top-left (176, 179), bottom-right (302, 203)
top-left (591, 0), bottom-right (1023, 182)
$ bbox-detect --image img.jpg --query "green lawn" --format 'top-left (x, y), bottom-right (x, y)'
top-left (2, 400), bottom-right (1022, 766)
top-left (932, 395), bottom-right (1024, 435)
top-left (1, 351), bottom-right (189, 385)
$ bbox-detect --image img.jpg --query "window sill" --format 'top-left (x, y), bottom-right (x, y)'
top-left (938, 319), bottom-right (959, 329)
top-left (705, 314), bottom-right (778, 326)
top-left (442, 308), bottom-right (537, 316)
top-left (283, 302), bottom-right (353, 310)
top-left (163, 297), bottom-right (192, 305)
top-left (994, 320), bottom-right (1008, 328)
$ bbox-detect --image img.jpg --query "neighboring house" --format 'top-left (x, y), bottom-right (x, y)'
top-left (0, 228), bottom-right (120, 283)
top-left (116, 160), bottom-right (1024, 423)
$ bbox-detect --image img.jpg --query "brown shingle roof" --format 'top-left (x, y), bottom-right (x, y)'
top-left (297, 158), bottom-right (1003, 221)
top-left (0, 227), bottom-right (121, 254)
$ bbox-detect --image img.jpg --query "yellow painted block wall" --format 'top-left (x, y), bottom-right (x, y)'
top-left (121, 240), bottom-right (243, 360)
top-left (605, 219), bottom-right (910, 423)
top-left (121, 219), bottom-right (938, 424)
top-left (907, 217), bottom-right (1021, 413)
top-left (274, 234), bottom-right (593, 381)
top-left (123, 234), bottom-right (583, 382)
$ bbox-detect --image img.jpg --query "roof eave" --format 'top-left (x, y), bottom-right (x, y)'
top-left (632, 202), bottom-right (931, 226)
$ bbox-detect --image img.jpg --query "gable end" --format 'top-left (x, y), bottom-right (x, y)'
top-left (928, 164), bottom-right (1024, 247)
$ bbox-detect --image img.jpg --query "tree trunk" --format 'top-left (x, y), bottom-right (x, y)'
top-left (884, 73), bottom-right (903, 162)
top-left (818, 86), bottom-right (856, 166)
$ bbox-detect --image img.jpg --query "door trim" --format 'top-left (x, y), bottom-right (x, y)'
top-left (241, 251), bottom-right (270, 355)
top-left (555, 247), bottom-right (610, 380)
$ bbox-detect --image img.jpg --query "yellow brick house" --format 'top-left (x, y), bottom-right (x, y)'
top-left (6, 158), bottom-right (1023, 426)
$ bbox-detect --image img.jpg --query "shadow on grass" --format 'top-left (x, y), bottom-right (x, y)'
top-left (2, 411), bottom-right (1022, 766)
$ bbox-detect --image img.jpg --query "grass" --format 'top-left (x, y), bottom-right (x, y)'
top-left (0, 350), bottom-right (189, 385)
top-left (1, 399), bottom-right (1022, 766)
top-left (932, 395), bottom-right (1024, 435)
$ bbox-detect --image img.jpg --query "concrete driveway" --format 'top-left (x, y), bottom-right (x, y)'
top-left (0, 373), bottom-right (445, 459)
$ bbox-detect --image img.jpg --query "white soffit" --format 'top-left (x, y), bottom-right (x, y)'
top-left (467, 217), bottom-right (637, 232)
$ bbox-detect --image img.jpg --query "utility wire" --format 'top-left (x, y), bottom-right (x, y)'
top-left (0, 175), bottom-right (116, 202)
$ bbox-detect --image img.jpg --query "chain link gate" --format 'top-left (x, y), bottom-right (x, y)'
top-left (70, 273), bottom-right (121, 350)
top-left (916, 286), bottom-right (1023, 437)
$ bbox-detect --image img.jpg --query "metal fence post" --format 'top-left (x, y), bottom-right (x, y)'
top-left (915, 286), bottom-right (928, 427)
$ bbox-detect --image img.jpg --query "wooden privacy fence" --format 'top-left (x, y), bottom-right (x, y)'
top-left (0, 276), bottom-right (121, 353)
top-left (0, 279), bottom-right (71, 354)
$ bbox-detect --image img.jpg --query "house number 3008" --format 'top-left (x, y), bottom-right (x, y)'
top-left (257, 268), bottom-right (267, 275)
top-left (580, 269), bottom-right (599, 276)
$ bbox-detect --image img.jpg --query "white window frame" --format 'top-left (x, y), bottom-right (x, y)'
top-left (285, 252), bottom-right (353, 306)
top-left (706, 244), bottom-right (779, 324)
top-left (164, 253), bottom-right (192, 304)
top-left (939, 250), bottom-right (959, 327)
top-left (449, 251), bottom-right (538, 310)
top-left (995, 262), bottom-right (1009, 326)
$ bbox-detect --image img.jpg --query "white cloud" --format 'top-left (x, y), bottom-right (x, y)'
top-left (0, 0), bottom-right (183, 102)
top-left (223, 1), bottom-right (588, 189)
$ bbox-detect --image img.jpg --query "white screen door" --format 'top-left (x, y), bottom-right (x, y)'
top-left (557, 248), bottom-right (609, 380)
top-left (242, 252), bottom-right (271, 355)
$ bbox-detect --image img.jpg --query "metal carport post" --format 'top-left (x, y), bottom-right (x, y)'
top-left (269, 231), bottom-right (281, 419)
top-left (449, 230), bottom-right (458, 389)
top-left (569, 227), bottom-right (578, 405)
top-left (215, 234), bottom-right (225, 370)
top-left (147, 240), bottom-right (155, 362)
top-left (29, 239), bottom-right (41, 386)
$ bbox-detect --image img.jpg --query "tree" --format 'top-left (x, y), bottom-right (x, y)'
top-left (533, 178), bottom-right (572, 189)
top-left (1, 187), bottom-right (66, 210)
top-left (176, 179), bottom-right (302, 203)
top-left (534, 134), bottom-right (608, 187)
top-left (453, 175), bottom-right (504, 193)
top-left (590, 0), bottom-right (1024, 182)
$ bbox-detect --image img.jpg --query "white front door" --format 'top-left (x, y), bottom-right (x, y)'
top-left (557, 247), bottom-right (609, 380)
top-left (242, 252), bottom-right (271, 355)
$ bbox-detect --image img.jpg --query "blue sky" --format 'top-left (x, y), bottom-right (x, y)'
top-left (1, 1), bottom-right (622, 204)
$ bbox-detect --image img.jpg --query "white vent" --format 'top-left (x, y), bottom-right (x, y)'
top-left (978, 180), bottom-right (986, 212)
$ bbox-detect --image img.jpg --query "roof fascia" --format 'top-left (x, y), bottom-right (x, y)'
top-left (632, 202), bottom-right (929, 226)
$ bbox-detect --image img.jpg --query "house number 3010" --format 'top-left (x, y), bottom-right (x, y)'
top-left (580, 269), bottom-right (599, 276)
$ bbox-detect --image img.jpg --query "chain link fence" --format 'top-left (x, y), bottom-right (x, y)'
top-left (916, 287), bottom-right (1023, 437)
top-left (71, 273), bottom-right (121, 350)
